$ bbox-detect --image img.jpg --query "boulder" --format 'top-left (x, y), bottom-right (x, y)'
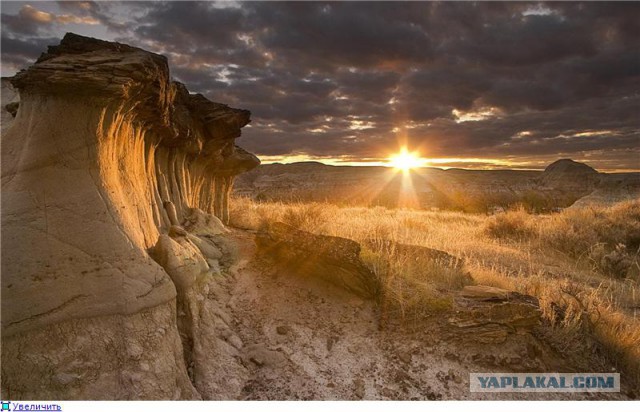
top-left (183, 208), bottom-right (228, 236)
top-left (187, 234), bottom-right (223, 261)
top-left (150, 235), bottom-right (209, 292)
top-left (448, 285), bottom-right (541, 343)
top-left (255, 222), bottom-right (379, 298)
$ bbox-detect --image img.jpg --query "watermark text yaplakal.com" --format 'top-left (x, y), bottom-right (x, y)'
top-left (470, 373), bottom-right (620, 392)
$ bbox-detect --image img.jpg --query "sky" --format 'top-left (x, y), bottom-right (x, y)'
top-left (1, 1), bottom-right (639, 171)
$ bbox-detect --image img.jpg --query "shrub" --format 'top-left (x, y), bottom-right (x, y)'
top-left (539, 201), bottom-right (640, 278)
top-left (281, 203), bottom-right (329, 233)
top-left (362, 243), bottom-right (473, 323)
top-left (483, 207), bottom-right (536, 241)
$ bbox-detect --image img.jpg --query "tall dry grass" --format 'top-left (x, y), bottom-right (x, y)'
top-left (230, 196), bottom-right (640, 382)
top-left (484, 201), bottom-right (640, 279)
top-left (229, 197), bottom-right (474, 319)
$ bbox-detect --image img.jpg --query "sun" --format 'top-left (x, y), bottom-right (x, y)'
top-left (388, 148), bottom-right (423, 171)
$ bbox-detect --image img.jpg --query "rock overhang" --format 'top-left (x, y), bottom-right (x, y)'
top-left (11, 32), bottom-right (260, 175)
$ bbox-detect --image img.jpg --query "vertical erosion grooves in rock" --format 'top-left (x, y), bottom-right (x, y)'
top-left (147, 230), bottom-right (236, 398)
top-left (1, 33), bottom-right (259, 399)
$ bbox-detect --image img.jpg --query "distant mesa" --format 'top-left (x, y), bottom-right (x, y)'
top-left (543, 159), bottom-right (599, 176)
top-left (539, 159), bottom-right (600, 193)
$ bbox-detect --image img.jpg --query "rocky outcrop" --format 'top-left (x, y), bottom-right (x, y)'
top-left (538, 159), bottom-right (600, 195)
top-left (1, 33), bottom-right (258, 399)
top-left (448, 286), bottom-right (541, 344)
top-left (542, 158), bottom-right (598, 178)
top-left (8, 33), bottom-right (258, 225)
top-left (255, 222), bottom-right (379, 299)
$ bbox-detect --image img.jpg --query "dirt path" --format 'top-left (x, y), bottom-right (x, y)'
top-left (202, 228), bottom-right (628, 400)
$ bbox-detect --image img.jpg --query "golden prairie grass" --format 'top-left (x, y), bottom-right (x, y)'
top-left (230, 196), bottom-right (640, 381)
top-left (485, 201), bottom-right (640, 278)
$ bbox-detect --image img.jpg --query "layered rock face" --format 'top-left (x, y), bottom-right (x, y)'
top-left (1, 33), bottom-right (258, 399)
top-left (448, 286), bottom-right (542, 345)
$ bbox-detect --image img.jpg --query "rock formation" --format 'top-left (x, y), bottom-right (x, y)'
top-left (255, 222), bottom-right (380, 299)
top-left (448, 286), bottom-right (542, 344)
top-left (538, 158), bottom-right (600, 195)
top-left (1, 33), bottom-right (258, 399)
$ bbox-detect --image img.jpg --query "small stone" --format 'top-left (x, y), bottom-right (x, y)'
top-left (276, 325), bottom-right (290, 335)
top-left (54, 373), bottom-right (78, 385)
top-left (228, 334), bottom-right (243, 350)
top-left (394, 369), bottom-right (411, 383)
top-left (207, 259), bottom-right (221, 274)
top-left (326, 336), bottom-right (339, 351)
top-left (168, 225), bottom-right (188, 237)
top-left (244, 344), bottom-right (287, 368)
top-left (444, 352), bottom-right (459, 361)
top-left (448, 369), bottom-right (462, 384)
top-left (398, 352), bottom-right (412, 364)
top-left (353, 378), bottom-right (365, 399)
top-left (126, 342), bottom-right (144, 359)
top-left (5, 101), bottom-right (19, 117)
top-left (380, 387), bottom-right (395, 398)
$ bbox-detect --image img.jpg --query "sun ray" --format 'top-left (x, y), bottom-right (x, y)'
top-left (386, 147), bottom-right (424, 208)
top-left (388, 147), bottom-right (424, 172)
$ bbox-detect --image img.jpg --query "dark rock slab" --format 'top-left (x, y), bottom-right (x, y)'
top-left (256, 222), bottom-right (379, 299)
top-left (448, 285), bottom-right (541, 343)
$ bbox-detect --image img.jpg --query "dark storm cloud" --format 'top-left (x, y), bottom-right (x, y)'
top-left (1, 4), bottom-right (56, 36)
top-left (0, 35), bottom-right (57, 73)
top-left (1, 36), bottom-right (52, 61)
top-left (56, 1), bottom-right (130, 32)
top-left (136, 2), bottom-right (244, 50)
top-left (252, 2), bottom-right (435, 70)
top-left (2, 1), bottom-right (639, 170)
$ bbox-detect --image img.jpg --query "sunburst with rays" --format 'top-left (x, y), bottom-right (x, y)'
top-left (386, 147), bottom-right (426, 208)
top-left (388, 147), bottom-right (425, 172)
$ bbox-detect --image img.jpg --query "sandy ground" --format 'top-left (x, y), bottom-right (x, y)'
top-left (203, 228), bottom-right (631, 400)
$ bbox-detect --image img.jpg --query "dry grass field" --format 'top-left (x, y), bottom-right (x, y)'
top-left (230, 196), bottom-right (640, 383)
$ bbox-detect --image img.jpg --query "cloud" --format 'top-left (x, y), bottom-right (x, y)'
top-left (56, 1), bottom-right (132, 32)
top-left (1, 1), bottom-right (639, 170)
top-left (1, 4), bottom-right (99, 36)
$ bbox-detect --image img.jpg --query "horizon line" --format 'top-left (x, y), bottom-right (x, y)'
top-left (256, 156), bottom-right (640, 174)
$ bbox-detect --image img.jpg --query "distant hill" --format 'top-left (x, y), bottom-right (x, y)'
top-left (543, 159), bottom-right (598, 175)
top-left (234, 160), bottom-right (640, 212)
top-left (539, 159), bottom-right (600, 192)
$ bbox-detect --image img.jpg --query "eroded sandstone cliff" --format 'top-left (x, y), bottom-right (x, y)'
top-left (1, 33), bottom-right (258, 399)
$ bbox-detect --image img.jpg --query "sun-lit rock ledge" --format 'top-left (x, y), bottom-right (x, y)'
top-left (1, 33), bottom-right (259, 398)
